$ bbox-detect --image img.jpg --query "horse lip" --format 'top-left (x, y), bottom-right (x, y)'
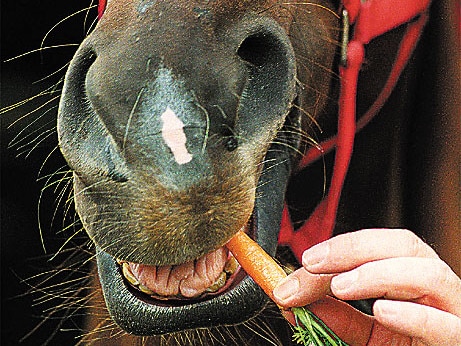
top-left (95, 144), bottom-right (292, 335)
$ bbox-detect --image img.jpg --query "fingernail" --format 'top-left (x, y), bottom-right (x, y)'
top-left (302, 242), bottom-right (330, 269)
top-left (331, 271), bottom-right (358, 294)
top-left (273, 277), bottom-right (299, 303)
top-left (373, 300), bottom-right (398, 319)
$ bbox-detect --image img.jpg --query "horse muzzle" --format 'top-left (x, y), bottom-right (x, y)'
top-left (58, 3), bottom-right (301, 335)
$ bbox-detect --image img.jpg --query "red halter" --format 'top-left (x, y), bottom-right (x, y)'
top-left (279, 0), bottom-right (432, 262)
top-left (96, 0), bottom-right (432, 262)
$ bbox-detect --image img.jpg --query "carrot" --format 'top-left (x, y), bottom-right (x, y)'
top-left (225, 229), bottom-right (287, 302)
top-left (226, 230), bottom-right (348, 346)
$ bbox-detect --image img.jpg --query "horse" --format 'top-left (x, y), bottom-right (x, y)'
top-left (2, 0), bottom-right (459, 345)
top-left (57, 1), bottom-right (338, 344)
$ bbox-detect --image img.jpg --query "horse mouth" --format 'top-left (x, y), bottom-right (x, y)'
top-left (115, 215), bottom-right (251, 307)
top-left (119, 254), bottom-right (243, 304)
top-left (117, 235), bottom-right (244, 304)
top-left (96, 216), bottom-right (265, 335)
top-left (95, 143), bottom-right (293, 336)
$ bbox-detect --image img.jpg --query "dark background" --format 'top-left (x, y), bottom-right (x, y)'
top-left (2, 2), bottom-right (98, 345)
top-left (1, 1), bottom-right (459, 345)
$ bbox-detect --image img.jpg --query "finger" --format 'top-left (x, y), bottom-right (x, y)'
top-left (330, 257), bottom-right (461, 315)
top-left (272, 267), bottom-right (332, 308)
top-left (302, 229), bottom-right (439, 274)
top-left (373, 300), bottom-right (461, 346)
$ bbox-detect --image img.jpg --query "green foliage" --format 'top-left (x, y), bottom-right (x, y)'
top-left (291, 307), bottom-right (349, 346)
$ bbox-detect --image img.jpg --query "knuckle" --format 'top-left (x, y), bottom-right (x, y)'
top-left (399, 229), bottom-right (436, 258)
top-left (429, 260), bottom-right (456, 291)
top-left (438, 261), bottom-right (453, 283)
top-left (328, 232), bottom-right (356, 260)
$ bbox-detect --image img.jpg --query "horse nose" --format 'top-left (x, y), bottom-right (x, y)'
top-left (118, 66), bottom-right (219, 189)
top-left (59, 12), bottom-right (297, 190)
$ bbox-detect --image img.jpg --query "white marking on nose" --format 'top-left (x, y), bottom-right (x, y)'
top-left (160, 107), bottom-right (193, 165)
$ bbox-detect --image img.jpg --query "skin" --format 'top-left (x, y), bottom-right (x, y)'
top-left (273, 229), bottom-right (461, 345)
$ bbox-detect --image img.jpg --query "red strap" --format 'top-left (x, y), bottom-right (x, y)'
top-left (279, 41), bottom-right (364, 261)
top-left (98, 0), bottom-right (107, 19)
top-left (352, 0), bottom-right (431, 44)
top-left (279, 2), bottom-right (431, 262)
top-left (297, 12), bottom-right (429, 170)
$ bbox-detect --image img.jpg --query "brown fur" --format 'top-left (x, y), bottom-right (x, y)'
top-left (56, 0), bottom-right (340, 343)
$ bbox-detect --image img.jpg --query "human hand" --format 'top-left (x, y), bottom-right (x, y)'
top-left (273, 229), bottom-right (461, 345)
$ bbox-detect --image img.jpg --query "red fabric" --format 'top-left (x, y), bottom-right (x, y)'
top-left (98, 0), bottom-right (106, 19)
top-left (342, 0), bottom-right (361, 23)
top-left (279, 42), bottom-right (364, 261)
top-left (279, 1), bottom-right (431, 263)
top-left (297, 12), bottom-right (429, 171)
top-left (354, 0), bottom-right (431, 44)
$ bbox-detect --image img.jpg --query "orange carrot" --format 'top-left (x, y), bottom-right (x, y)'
top-left (225, 230), bottom-right (287, 302)
top-left (226, 230), bottom-right (348, 346)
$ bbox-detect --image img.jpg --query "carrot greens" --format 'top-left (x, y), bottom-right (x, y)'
top-left (292, 307), bottom-right (348, 345)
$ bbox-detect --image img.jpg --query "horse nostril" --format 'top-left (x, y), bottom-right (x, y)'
top-left (59, 45), bottom-right (130, 184)
top-left (237, 31), bottom-right (286, 67)
top-left (237, 33), bottom-right (275, 67)
top-left (231, 19), bottom-right (297, 141)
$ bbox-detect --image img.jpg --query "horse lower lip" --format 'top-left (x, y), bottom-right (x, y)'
top-left (96, 246), bottom-right (269, 335)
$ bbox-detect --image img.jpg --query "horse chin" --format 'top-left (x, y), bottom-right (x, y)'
top-left (95, 144), bottom-right (292, 336)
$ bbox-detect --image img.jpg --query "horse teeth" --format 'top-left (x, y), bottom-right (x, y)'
top-left (120, 257), bottom-right (237, 297)
top-left (138, 284), bottom-right (155, 295)
top-left (122, 262), bottom-right (139, 286)
top-left (224, 256), bottom-right (239, 275)
top-left (206, 272), bottom-right (227, 293)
